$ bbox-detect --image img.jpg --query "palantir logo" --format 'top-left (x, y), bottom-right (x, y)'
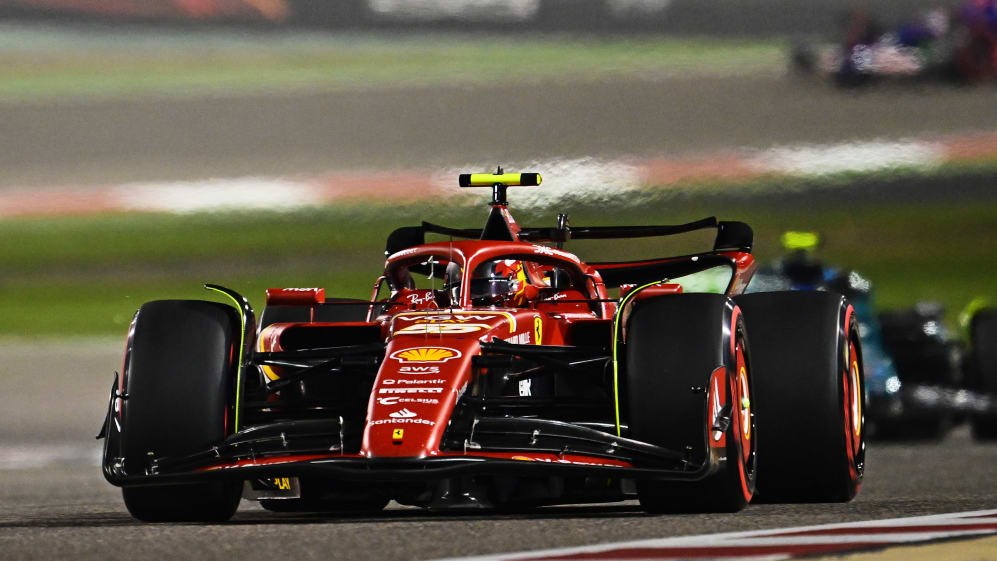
top-left (389, 408), bottom-right (417, 419)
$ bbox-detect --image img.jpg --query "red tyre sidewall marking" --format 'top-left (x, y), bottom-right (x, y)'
top-left (730, 307), bottom-right (752, 502)
top-left (842, 305), bottom-right (861, 483)
top-left (849, 340), bottom-right (861, 456)
top-left (736, 345), bottom-right (751, 463)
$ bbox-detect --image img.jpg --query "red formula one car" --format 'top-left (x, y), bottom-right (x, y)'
top-left (99, 172), bottom-right (865, 522)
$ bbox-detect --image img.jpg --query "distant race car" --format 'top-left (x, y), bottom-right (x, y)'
top-left (792, 4), bottom-right (997, 85)
top-left (99, 172), bottom-right (864, 522)
top-left (747, 232), bottom-right (964, 439)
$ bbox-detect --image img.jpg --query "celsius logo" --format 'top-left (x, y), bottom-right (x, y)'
top-left (377, 397), bottom-right (439, 406)
top-left (389, 408), bottom-right (417, 419)
top-left (390, 347), bottom-right (462, 363)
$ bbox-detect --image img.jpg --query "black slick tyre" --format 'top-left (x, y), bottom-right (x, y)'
top-left (625, 294), bottom-right (756, 513)
top-left (969, 309), bottom-right (997, 440)
top-left (120, 300), bottom-right (243, 522)
top-left (735, 291), bottom-right (865, 503)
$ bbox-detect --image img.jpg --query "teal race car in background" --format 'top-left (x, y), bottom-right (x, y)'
top-left (747, 232), bottom-right (996, 440)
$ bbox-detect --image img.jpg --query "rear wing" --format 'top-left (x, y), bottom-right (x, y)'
top-left (385, 217), bottom-right (752, 257)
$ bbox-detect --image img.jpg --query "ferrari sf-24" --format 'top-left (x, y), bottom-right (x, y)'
top-left (99, 172), bottom-right (865, 521)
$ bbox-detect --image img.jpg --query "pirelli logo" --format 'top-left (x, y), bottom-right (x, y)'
top-left (378, 387), bottom-right (443, 394)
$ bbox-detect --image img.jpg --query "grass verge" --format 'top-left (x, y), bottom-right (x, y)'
top-left (0, 29), bottom-right (781, 101)
top-left (1, 169), bottom-right (995, 338)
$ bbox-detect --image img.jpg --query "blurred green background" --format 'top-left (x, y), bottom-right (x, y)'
top-left (0, 3), bottom-right (994, 338)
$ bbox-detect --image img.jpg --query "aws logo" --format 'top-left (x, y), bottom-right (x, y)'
top-left (389, 347), bottom-right (463, 363)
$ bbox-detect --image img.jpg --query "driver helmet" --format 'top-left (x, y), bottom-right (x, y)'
top-left (470, 259), bottom-right (526, 306)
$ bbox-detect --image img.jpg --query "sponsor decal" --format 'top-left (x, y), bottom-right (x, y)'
top-left (378, 387), bottom-right (443, 394)
top-left (281, 287), bottom-right (320, 292)
top-left (390, 347), bottom-right (462, 363)
top-left (518, 378), bottom-right (532, 397)
top-left (394, 311), bottom-right (517, 332)
top-left (389, 408), bottom-right (417, 419)
top-left (406, 292), bottom-right (436, 305)
top-left (392, 428), bottom-right (404, 441)
top-left (534, 317), bottom-right (543, 344)
top-left (381, 378), bottom-right (445, 385)
top-left (377, 396), bottom-right (440, 406)
top-left (404, 314), bottom-right (498, 322)
top-left (503, 331), bottom-right (531, 345)
top-left (273, 477), bottom-right (292, 490)
top-left (395, 323), bottom-right (489, 335)
top-left (369, 417), bottom-right (435, 426)
top-left (532, 245), bottom-right (577, 261)
top-left (399, 365), bottom-right (440, 374)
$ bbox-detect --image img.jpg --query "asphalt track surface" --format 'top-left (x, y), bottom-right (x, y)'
top-left (4, 73), bottom-right (997, 187)
top-left (2, 341), bottom-right (997, 561)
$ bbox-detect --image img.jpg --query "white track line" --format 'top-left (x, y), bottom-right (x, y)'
top-left (431, 509), bottom-right (997, 561)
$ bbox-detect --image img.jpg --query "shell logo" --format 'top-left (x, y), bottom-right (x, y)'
top-left (390, 347), bottom-right (462, 363)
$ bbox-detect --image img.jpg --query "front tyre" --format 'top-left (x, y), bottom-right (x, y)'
top-left (625, 294), bottom-right (756, 513)
top-left (118, 300), bottom-right (243, 522)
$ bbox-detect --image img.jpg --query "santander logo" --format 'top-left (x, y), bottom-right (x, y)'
top-left (389, 408), bottom-right (417, 419)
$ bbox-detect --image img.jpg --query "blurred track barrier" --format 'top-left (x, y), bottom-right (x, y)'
top-left (0, 0), bottom-right (951, 35)
top-left (0, 0), bottom-right (290, 22)
top-left (2, 130), bottom-right (997, 218)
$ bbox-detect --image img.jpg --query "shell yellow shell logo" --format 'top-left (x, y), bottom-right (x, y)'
top-left (390, 347), bottom-right (462, 363)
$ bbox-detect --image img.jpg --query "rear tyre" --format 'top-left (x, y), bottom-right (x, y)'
top-left (120, 300), bottom-right (243, 522)
top-left (969, 309), bottom-right (997, 440)
top-left (736, 291), bottom-right (864, 503)
top-left (625, 294), bottom-right (756, 514)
